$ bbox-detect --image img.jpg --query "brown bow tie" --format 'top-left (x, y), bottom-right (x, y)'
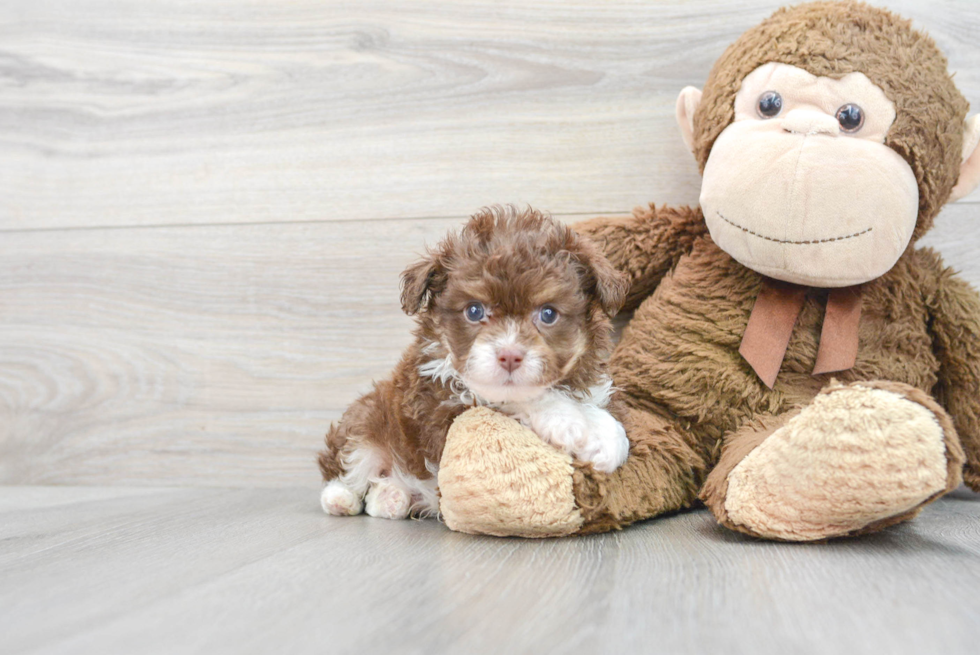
top-left (739, 279), bottom-right (862, 388)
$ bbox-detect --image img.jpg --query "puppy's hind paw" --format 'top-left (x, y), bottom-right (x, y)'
top-left (365, 480), bottom-right (412, 520)
top-left (321, 480), bottom-right (364, 516)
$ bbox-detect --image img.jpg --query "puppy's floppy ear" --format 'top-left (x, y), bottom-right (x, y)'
top-left (400, 253), bottom-right (444, 316)
top-left (574, 237), bottom-right (629, 317)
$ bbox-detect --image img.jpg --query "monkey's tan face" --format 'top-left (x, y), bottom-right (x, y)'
top-left (699, 63), bottom-right (919, 287)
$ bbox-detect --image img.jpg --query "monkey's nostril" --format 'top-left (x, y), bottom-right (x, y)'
top-left (497, 348), bottom-right (525, 373)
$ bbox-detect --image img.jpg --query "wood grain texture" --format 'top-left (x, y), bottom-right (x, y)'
top-left (0, 203), bottom-right (977, 487)
top-left (1, 486), bottom-right (979, 655)
top-left (1, 0), bottom-right (979, 488)
top-left (3, 4), bottom-right (979, 649)
top-left (0, 216), bottom-right (454, 486)
top-left (1, 0), bottom-right (978, 232)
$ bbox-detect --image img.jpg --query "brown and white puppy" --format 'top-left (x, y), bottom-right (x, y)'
top-left (318, 205), bottom-right (630, 519)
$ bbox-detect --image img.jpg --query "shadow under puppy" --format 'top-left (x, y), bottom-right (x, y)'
top-left (319, 205), bottom-right (631, 519)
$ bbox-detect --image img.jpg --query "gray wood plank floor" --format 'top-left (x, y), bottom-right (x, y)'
top-left (2, 485), bottom-right (979, 655)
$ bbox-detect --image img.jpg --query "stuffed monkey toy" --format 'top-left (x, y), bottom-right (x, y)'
top-left (435, 0), bottom-right (980, 540)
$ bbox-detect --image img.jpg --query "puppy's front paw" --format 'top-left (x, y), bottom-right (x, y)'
top-left (530, 404), bottom-right (590, 455)
top-left (364, 480), bottom-right (411, 520)
top-left (579, 407), bottom-right (630, 474)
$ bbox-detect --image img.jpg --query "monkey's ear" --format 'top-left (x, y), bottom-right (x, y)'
top-left (950, 115), bottom-right (980, 202)
top-left (676, 86), bottom-right (703, 155)
top-left (399, 255), bottom-right (443, 316)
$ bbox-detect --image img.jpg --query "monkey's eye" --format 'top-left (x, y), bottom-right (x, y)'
top-left (836, 104), bottom-right (864, 133)
top-left (757, 91), bottom-right (783, 118)
top-left (464, 302), bottom-right (486, 323)
top-left (538, 306), bottom-right (559, 325)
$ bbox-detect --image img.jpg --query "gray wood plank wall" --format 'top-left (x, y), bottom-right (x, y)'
top-left (2, 0), bottom-right (979, 487)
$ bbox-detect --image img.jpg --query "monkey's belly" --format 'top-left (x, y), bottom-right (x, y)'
top-left (610, 241), bottom-right (939, 440)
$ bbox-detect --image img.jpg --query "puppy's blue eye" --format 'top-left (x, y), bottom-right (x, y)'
top-left (539, 306), bottom-right (559, 325)
top-left (465, 302), bottom-right (485, 323)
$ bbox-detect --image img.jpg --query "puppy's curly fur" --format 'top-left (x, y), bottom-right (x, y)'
top-left (318, 205), bottom-right (629, 519)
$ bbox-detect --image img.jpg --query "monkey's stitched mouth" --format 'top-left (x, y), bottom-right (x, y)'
top-left (717, 212), bottom-right (873, 245)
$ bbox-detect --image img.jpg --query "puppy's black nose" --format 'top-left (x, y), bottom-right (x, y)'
top-left (497, 348), bottom-right (524, 373)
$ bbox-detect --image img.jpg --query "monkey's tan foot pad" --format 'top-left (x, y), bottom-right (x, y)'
top-left (724, 383), bottom-right (951, 541)
top-left (438, 407), bottom-right (584, 538)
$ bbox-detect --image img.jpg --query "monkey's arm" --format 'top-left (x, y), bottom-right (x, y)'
top-left (573, 204), bottom-right (708, 313)
top-left (926, 260), bottom-right (980, 491)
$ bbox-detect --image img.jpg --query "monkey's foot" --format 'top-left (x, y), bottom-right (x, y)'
top-left (720, 382), bottom-right (960, 541)
top-left (438, 407), bottom-right (584, 537)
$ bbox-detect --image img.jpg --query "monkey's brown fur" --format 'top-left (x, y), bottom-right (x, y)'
top-left (569, 204), bottom-right (977, 535)
top-left (573, 1), bottom-right (980, 535)
top-left (437, 1), bottom-right (980, 539)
